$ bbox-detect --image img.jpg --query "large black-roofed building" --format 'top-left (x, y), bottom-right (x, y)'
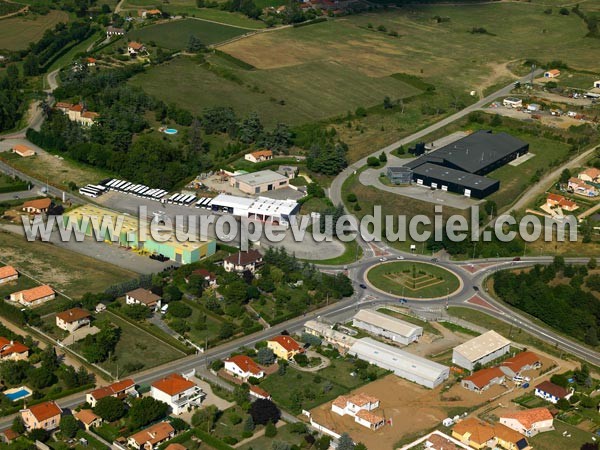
top-left (404, 130), bottom-right (529, 198)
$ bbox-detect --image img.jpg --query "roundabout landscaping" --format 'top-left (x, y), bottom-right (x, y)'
top-left (366, 261), bottom-right (462, 300)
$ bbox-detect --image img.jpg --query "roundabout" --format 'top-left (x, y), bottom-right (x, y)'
top-left (365, 261), bottom-right (462, 300)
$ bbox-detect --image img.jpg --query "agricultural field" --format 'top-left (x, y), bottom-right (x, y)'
top-left (366, 261), bottom-right (460, 298)
top-left (130, 55), bottom-right (420, 127)
top-left (0, 230), bottom-right (136, 298)
top-left (0, 10), bottom-right (68, 51)
top-left (127, 18), bottom-right (249, 49)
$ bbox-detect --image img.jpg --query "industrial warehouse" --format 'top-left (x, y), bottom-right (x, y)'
top-left (452, 330), bottom-right (512, 371)
top-left (352, 309), bottom-right (423, 345)
top-left (210, 194), bottom-right (299, 226)
top-left (63, 205), bottom-right (216, 264)
top-left (403, 130), bottom-right (529, 198)
top-left (348, 338), bottom-right (449, 388)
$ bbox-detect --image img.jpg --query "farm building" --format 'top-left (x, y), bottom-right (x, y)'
top-left (461, 367), bottom-right (505, 393)
top-left (352, 309), bottom-right (423, 345)
top-left (0, 266), bottom-right (18, 284)
top-left (304, 320), bottom-right (356, 353)
top-left (230, 169), bottom-right (289, 194)
top-left (500, 351), bottom-right (541, 378)
top-left (348, 338), bottom-right (449, 388)
top-left (210, 194), bottom-right (299, 226)
top-left (404, 130), bottom-right (528, 198)
top-left (12, 144), bottom-right (35, 157)
top-left (452, 330), bottom-right (511, 371)
top-left (544, 69), bottom-right (560, 78)
top-left (244, 150), bottom-right (273, 163)
top-left (387, 166), bottom-right (413, 185)
top-left (63, 205), bottom-right (216, 263)
top-left (503, 97), bottom-right (523, 108)
top-left (499, 407), bottom-right (554, 437)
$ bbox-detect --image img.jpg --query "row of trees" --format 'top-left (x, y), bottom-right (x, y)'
top-left (0, 65), bottom-right (27, 132)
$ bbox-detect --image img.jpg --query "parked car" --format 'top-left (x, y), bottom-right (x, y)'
top-left (359, 283), bottom-right (367, 289)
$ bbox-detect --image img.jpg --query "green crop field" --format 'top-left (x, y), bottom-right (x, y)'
top-left (127, 18), bottom-right (248, 49)
top-left (0, 10), bottom-right (69, 51)
top-left (130, 55), bottom-right (420, 126)
top-left (367, 261), bottom-right (460, 298)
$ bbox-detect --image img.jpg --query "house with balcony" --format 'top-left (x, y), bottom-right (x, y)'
top-left (151, 372), bottom-right (204, 415)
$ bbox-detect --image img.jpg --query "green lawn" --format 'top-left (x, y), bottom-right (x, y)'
top-left (367, 261), bottom-right (460, 298)
top-left (0, 230), bottom-right (136, 298)
top-left (237, 423), bottom-right (307, 450)
top-left (0, 10), bottom-right (69, 51)
top-left (129, 54), bottom-right (420, 127)
top-left (127, 18), bottom-right (248, 50)
top-left (529, 420), bottom-right (596, 450)
top-left (188, 9), bottom-right (266, 29)
top-left (182, 300), bottom-right (224, 346)
top-left (0, 269), bottom-right (37, 299)
top-left (71, 311), bottom-right (184, 377)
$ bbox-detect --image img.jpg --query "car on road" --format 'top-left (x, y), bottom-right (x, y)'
top-left (379, 257), bottom-right (387, 262)
top-left (473, 286), bottom-right (479, 291)
top-left (13, 195), bottom-right (19, 199)
top-left (396, 256), bottom-right (405, 260)
top-left (431, 257), bottom-right (438, 262)
top-left (359, 283), bottom-right (367, 289)
top-left (512, 257), bottom-right (521, 261)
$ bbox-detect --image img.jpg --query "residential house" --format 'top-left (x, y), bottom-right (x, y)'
top-left (106, 26), bottom-right (125, 37)
top-left (545, 193), bottom-right (578, 212)
top-left (499, 351), bottom-right (541, 379)
top-left (244, 150), bottom-right (273, 163)
top-left (304, 320), bottom-right (356, 354)
top-left (22, 198), bottom-right (51, 214)
top-left (499, 407), bottom-right (554, 437)
top-left (451, 418), bottom-right (495, 449)
top-left (141, 8), bottom-right (162, 18)
top-left (20, 401), bottom-right (62, 431)
top-left (223, 249), bottom-right (263, 273)
top-left (188, 268), bottom-right (217, 288)
top-left (95, 303), bottom-right (107, 313)
top-left (10, 285), bottom-right (55, 307)
top-left (461, 367), bottom-right (505, 393)
top-left (75, 410), bottom-right (103, 431)
top-left (331, 393), bottom-right (385, 430)
top-left (0, 266), bottom-right (18, 284)
top-left (127, 421), bottom-right (174, 450)
top-left (267, 335), bottom-right (304, 361)
top-left (568, 177), bottom-right (598, 197)
top-left (86, 57), bottom-right (96, 67)
top-left (68, 104), bottom-right (84, 121)
top-left (503, 98), bottom-right (523, 108)
top-left (128, 41), bottom-right (146, 55)
top-left (12, 144), bottom-right (34, 157)
top-left (0, 337), bottom-right (29, 361)
top-left (544, 69), bottom-right (560, 78)
top-left (55, 102), bottom-right (73, 113)
top-left (151, 373), bottom-right (204, 415)
top-left (86, 379), bottom-right (137, 407)
top-left (79, 111), bottom-right (100, 126)
top-left (578, 168), bottom-right (600, 184)
top-left (56, 308), bottom-right (91, 333)
top-left (224, 355), bottom-right (264, 381)
top-left (125, 288), bottom-right (161, 310)
top-left (2, 429), bottom-right (19, 443)
top-left (534, 381), bottom-right (571, 404)
top-left (249, 385), bottom-right (271, 400)
top-left (494, 423), bottom-right (530, 450)
top-left (595, 81), bottom-right (600, 89)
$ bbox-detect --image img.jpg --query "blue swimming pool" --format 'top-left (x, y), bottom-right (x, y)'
top-left (164, 128), bottom-right (178, 135)
top-left (5, 388), bottom-right (31, 401)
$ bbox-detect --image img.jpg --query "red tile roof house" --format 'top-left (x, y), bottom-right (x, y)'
top-left (0, 266), bottom-right (18, 285)
top-left (578, 167), bottom-right (600, 183)
top-left (244, 150), bottom-right (273, 163)
top-left (67, 103), bottom-right (84, 121)
top-left (125, 288), bottom-right (161, 311)
top-left (223, 249), bottom-right (263, 273)
top-left (151, 373), bottom-right (205, 415)
top-left (128, 41), bottom-right (146, 55)
top-left (267, 335), bottom-right (305, 361)
top-left (10, 285), bottom-right (55, 307)
top-left (499, 351), bottom-right (541, 379)
top-left (249, 385), bottom-right (271, 400)
top-left (224, 355), bottom-right (265, 381)
top-left (20, 401), bottom-right (62, 431)
top-left (127, 421), bottom-right (175, 450)
top-left (22, 198), bottom-right (52, 214)
top-left (534, 381), bottom-right (572, 404)
top-left (85, 378), bottom-right (137, 407)
top-left (56, 307), bottom-right (91, 333)
top-left (461, 367), bottom-right (506, 393)
top-left (499, 407), bottom-right (554, 437)
top-left (187, 268), bottom-right (218, 288)
top-left (568, 177), bottom-right (598, 197)
top-left (0, 337), bottom-right (29, 361)
top-left (74, 409), bottom-right (103, 431)
top-left (11, 144), bottom-right (35, 158)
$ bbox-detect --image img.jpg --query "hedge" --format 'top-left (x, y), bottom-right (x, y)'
top-left (293, 17), bottom-right (327, 28)
top-left (0, 183), bottom-right (28, 193)
top-left (193, 430), bottom-right (235, 450)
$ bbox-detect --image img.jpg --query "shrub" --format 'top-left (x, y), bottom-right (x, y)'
top-left (367, 156), bottom-right (380, 167)
top-left (346, 193), bottom-right (357, 203)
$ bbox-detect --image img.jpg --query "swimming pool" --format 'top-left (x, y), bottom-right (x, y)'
top-left (4, 386), bottom-right (32, 401)
top-left (164, 128), bottom-right (178, 135)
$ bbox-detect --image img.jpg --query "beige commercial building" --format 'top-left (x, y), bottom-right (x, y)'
top-left (230, 170), bottom-right (289, 194)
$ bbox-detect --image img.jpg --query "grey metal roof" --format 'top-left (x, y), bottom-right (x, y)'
top-left (234, 170), bottom-right (288, 187)
top-left (349, 338), bottom-right (448, 382)
top-left (412, 163), bottom-right (499, 190)
top-left (354, 309), bottom-right (422, 338)
top-left (453, 331), bottom-right (511, 362)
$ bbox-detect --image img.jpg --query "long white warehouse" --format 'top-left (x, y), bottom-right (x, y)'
top-left (348, 338), bottom-right (449, 389)
top-left (452, 330), bottom-right (511, 371)
top-left (352, 309), bottom-right (423, 345)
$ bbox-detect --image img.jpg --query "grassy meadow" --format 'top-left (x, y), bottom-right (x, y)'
top-left (0, 10), bottom-right (69, 51)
